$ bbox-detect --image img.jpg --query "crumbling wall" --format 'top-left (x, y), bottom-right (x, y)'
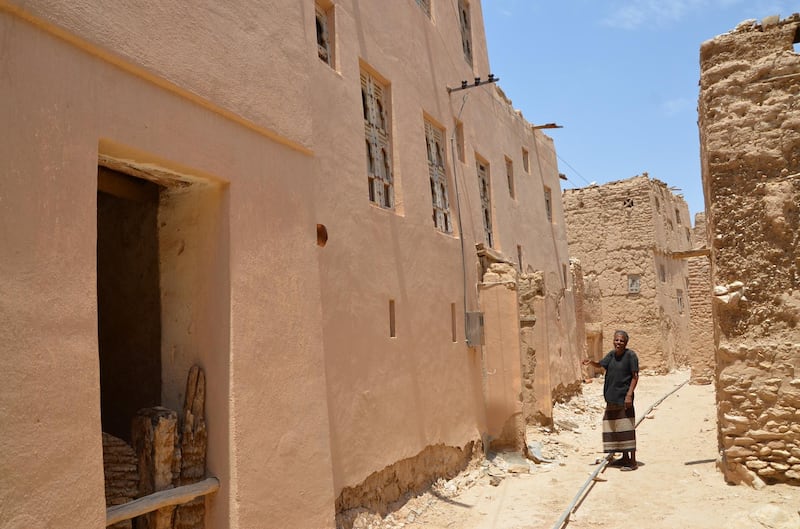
top-left (518, 269), bottom-right (547, 424)
top-left (699, 13), bottom-right (800, 485)
top-left (563, 175), bottom-right (692, 373)
top-left (335, 442), bottom-right (479, 529)
top-left (688, 213), bottom-right (714, 384)
top-left (480, 263), bottom-right (526, 450)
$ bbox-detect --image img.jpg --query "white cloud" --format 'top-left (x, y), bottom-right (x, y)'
top-left (600, 0), bottom-right (751, 29)
top-left (600, 0), bottom-right (799, 29)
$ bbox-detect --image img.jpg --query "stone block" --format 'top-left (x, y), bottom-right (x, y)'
top-left (723, 413), bottom-right (750, 425)
top-left (746, 460), bottom-right (769, 470)
top-left (769, 450), bottom-right (791, 459)
top-left (757, 466), bottom-right (778, 477)
top-left (750, 429), bottom-right (787, 441)
top-left (726, 446), bottom-right (755, 459)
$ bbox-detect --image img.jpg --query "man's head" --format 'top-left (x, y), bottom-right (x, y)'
top-left (613, 330), bottom-right (629, 351)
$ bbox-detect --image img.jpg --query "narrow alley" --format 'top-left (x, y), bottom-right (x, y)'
top-left (348, 371), bottom-right (800, 529)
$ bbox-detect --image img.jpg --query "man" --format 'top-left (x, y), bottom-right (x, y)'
top-left (583, 330), bottom-right (639, 470)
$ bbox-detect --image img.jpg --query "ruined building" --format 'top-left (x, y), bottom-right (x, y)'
top-left (698, 14), bottom-right (800, 486)
top-left (688, 213), bottom-right (714, 384)
top-left (563, 175), bottom-right (693, 373)
top-left (0, 1), bottom-right (583, 528)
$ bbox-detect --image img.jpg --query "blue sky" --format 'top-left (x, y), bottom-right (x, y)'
top-left (482, 0), bottom-right (800, 222)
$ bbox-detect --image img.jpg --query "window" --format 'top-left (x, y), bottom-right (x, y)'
top-left (628, 274), bottom-right (641, 294)
top-left (685, 227), bottom-right (691, 242)
top-left (362, 69), bottom-right (393, 209)
top-left (476, 158), bottom-right (493, 248)
top-left (544, 187), bottom-right (552, 222)
top-left (522, 147), bottom-right (530, 173)
top-left (455, 121), bottom-right (465, 162)
top-left (425, 119), bottom-right (452, 233)
top-left (505, 157), bottom-right (515, 199)
top-left (389, 299), bottom-right (396, 337)
top-left (315, 3), bottom-right (333, 66)
top-left (659, 265), bottom-right (666, 283)
top-left (517, 245), bottom-right (523, 273)
top-left (675, 208), bottom-right (681, 225)
top-left (415, 0), bottom-right (431, 17)
top-left (458, 0), bottom-right (472, 65)
top-left (677, 289), bottom-right (685, 314)
top-left (623, 198), bottom-right (634, 208)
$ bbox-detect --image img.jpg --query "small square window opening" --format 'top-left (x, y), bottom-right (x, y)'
top-left (544, 187), bottom-right (552, 222)
top-left (505, 157), bottom-right (515, 199)
top-left (628, 274), bottom-right (641, 294)
top-left (455, 121), bottom-right (465, 163)
top-left (476, 157), bottom-right (493, 248)
top-left (315, 3), bottom-right (334, 67)
top-left (458, 0), bottom-right (472, 65)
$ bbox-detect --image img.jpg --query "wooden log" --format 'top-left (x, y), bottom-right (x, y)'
top-left (173, 366), bottom-right (208, 529)
top-left (132, 407), bottom-right (179, 529)
top-left (105, 478), bottom-right (219, 526)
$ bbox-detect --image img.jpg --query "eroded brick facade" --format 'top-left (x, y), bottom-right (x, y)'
top-left (563, 175), bottom-right (693, 373)
top-left (699, 14), bottom-right (800, 485)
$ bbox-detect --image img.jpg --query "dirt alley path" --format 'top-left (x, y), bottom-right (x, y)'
top-left (353, 370), bottom-right (800, 529)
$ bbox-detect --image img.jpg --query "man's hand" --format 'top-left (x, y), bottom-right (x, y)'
top-left (624, 394), bottom-right (633, 409)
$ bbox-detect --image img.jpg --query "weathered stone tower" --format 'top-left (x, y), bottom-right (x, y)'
top-left (563, 174), bottom-right (693, 373)
top-left (698, 14), bottom-right (800, 485)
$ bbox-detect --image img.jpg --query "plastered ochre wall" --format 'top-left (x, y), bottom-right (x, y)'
top-left (0, 10), bottom-right (335, 529)
top-left (311, 0), bottom-right (582, 494)
top-left (1, 0), bottom-right (585, 526)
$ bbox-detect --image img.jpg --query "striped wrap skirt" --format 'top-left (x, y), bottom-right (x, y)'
top-left (602, 402), bottom-right (636, 453)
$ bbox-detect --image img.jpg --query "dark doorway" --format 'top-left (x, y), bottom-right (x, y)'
top-left (97, 166), bottom-right (162, 442)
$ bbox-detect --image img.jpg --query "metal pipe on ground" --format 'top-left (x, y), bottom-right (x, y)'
top-left (550, 378), bottom-right (690, 529)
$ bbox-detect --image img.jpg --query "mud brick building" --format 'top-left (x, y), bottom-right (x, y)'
top-left (699, 14), bottom-right (800, 486)
top-left (0, 1), bottom-right (584, 527)
top-left (563, 175), bottom-right (693, 373)
top-left (687, 213), bottom-right (714, 385)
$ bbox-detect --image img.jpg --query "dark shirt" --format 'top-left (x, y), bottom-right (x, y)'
top-left (599, 348), bottom-right (639, 406)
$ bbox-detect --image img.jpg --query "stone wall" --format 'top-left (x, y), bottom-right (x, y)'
top-left (563, 175), bottom-right (692, 373)
top-left (698, 14), bottom-right (800, 485)
top-left (688, 213), bottom-right (714, 384)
